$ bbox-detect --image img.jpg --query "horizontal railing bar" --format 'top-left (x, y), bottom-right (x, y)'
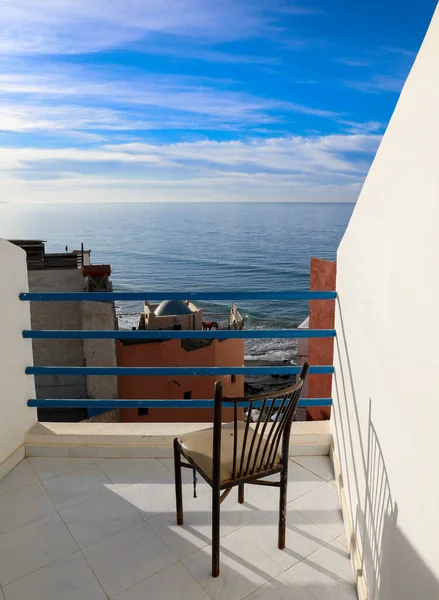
top-left (19, 291), bottom-right (336, 302)
top-left (23, 329), bottom-right (336, 340)
top-left (26, 365), bottom-right (333, 376)
top-left (27, 398), bottom-right (333, 408)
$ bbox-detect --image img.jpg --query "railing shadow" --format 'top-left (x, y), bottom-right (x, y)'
top-left (333, 296), bottom-right (439, 599)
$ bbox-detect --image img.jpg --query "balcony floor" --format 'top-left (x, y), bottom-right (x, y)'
top-left (0, 455), bottom-right (357, 600)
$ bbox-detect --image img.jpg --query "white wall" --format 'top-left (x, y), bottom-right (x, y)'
top-left (0, 239), bottom-right (37, 469)
top-left (332, 6), bottom-right (439, 599)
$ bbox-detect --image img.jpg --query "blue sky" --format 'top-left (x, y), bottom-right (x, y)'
top-left (0, 0), bottom-right (437, 202)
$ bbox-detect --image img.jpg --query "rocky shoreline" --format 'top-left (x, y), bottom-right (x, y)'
top-left (244, 358), bottom-right (297, 395)
top-left (244, 359), bottom-right (306, 420)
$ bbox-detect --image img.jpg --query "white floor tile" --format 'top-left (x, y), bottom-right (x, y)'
top-left (183, 529), bottom-right (283, 600)
top-left (0, 461), bottom-right (39, 496)
top-left (287, 539), bottom-right (357, 600)
top-left (118, 472), bottom-right (177, 520)
top-left (60, 492), bottom-right (143, 548)
top-left (95, 458), bottom-right (168, 487)
top-left (157, 458), bottom-right (174, 471)
top-left (113, 562), bottom-right (210, 600)
top-left (0, 482), bottom-right (55, 535)
top-left (2, 552), bottom-right (106, 600)
top-left (119, 470), bottom-right (208, 521)
top-left (217, 463), bottom-right (323, 529)
top-left (42, 464), bottom-right (112, 510)
top-left (0, 514), bottom-right (78, 586)
top-left (246, 571), bottom-right (316, 600)
top-left (293, 456), bottom-right (335, 482)
top-left (287, 460), bottom-right (326, 500)
top-left (149, 492), bottom-right (239, 559)
top-left (288, 482), bottom-right (345, 539)
top-left (82, 522), bottom-right (177, 597)
top-left (240, 507), bottom-right (332, 571)
top-left (28, 457), bottom-right (93, 481)
top-left (219, 486), bottom-right (275, 528)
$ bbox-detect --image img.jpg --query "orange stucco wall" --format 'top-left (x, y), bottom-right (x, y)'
top-left (117, 338), bottom-right (244, 422)
top-left (307, 257), bottom-right (336, 421)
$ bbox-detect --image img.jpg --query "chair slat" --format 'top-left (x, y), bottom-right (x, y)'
top-left (244, 398), bottom-right (267, 476)
top-left (238, 400), bottom-right (253, 478)
top-left (232, 402), bottom-right (238, 479)
top-left (249, 395), bottom-right (278, 474)
top-left (257, 393), bottom-right (288, 472)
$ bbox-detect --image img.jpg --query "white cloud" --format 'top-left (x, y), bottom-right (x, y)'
top-left (0, 63), bottom-right (340, 136)
top-left (0, 0), bottom-right (309, 56)
top-left (0, 133), bottom-right (380, 203)
top-left (347, 75), bottom-right (405, 94)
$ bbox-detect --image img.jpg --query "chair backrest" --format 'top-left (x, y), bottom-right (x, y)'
top-left (213, 362), bottom-right (310, 483)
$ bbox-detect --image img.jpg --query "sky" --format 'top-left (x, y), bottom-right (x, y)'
top-left (0, 0), bottom-right (437, 203)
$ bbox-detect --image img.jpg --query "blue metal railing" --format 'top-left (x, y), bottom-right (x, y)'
top-left (23, 329), bottom-right (336, 340)
top-left (19, 291), bottom-right (336, 302)
top-left (27, 398), bottom-right (333, 408)
top-left (20, 290), bottom-right (336, 410)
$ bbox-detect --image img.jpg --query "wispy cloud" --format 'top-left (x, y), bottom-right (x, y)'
top-left (0, 0), bottom-right (420, 204)
top-left (335, 58), bottom-right (370, 67)
top-left (382, 46), bottom-right (416, 58)
top-left (0, 0), bottom-right (311, 56)
top-left (0, 63), bottom-right (341, 137)
top-left (346, 75), bottom-right (405, 94)
top-left (0, 133), bottom-right (380, 202)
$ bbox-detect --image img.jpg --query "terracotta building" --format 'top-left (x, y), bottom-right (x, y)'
top-left (118, 300), bottom-right (245, 423)
top-left (298, 257), bottom-right (336, 421)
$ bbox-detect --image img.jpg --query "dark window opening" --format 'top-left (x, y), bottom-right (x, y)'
top-left (231, 374), bottom-right (237, 383)
top-left (184, 391), bottom-right (192, 400)
top-left (138, 408), bottom-right (149, 416)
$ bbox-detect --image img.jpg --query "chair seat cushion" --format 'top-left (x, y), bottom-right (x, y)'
top-left (178, 422), bottom-right (282, 483)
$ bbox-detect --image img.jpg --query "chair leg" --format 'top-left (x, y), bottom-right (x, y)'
top-left (212, 484), bottom-right (221, 577)
top-left (278, 466), bottom-right (288, 549)
top-left (238, 483), bottom-right (244, 504)
top-left (174, 439), bottom-right (184, 526)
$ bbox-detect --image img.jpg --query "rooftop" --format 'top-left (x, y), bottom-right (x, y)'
top-left (154, 299), bottom-right (194, 317)
top-left (0, 455), bottom-right (356, 600)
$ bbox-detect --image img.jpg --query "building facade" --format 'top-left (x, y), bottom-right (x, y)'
top-left (118, 299), bottom-right (245, 422)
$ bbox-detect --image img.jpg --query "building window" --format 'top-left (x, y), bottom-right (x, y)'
top-left (138, 408), bottom-right (149, 416)
top-left (184, 391), bottom-right (192, 400)
top-left (231, 375), bottom-right (237, 383)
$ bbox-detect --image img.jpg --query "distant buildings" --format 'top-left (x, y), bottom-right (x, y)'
top-left (9, 240), bottom-right (118, 422)
top-left (117, 300), bottom-right (245, 423)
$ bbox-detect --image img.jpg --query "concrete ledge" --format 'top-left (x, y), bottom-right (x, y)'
top-left (25, 421), bottom-right (331, 458)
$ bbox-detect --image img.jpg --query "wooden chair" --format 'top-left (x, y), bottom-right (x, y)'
top-left (173, 362), bottom-right (310, 576)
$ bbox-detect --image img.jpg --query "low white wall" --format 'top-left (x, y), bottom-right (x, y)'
top-left (0, 239), bottom-right (37, 472)
top-left (332, 7), bottom-right (439, 600)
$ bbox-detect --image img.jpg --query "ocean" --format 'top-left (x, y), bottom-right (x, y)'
top-left (0, 202), bottom-right (354, 362)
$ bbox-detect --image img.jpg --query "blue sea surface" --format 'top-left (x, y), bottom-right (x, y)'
top-left (0, 202), bottom-right (354, 361)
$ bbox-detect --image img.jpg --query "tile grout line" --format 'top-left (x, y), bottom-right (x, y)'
top-left (75, 525), bottom-right (157, 599)
top-left (30, 458), bottom-right (104, 485)
top-left (106, 559), bottom-right (186, 600)
top-left (290, 457), bottom-right (335, 483)
top-left (179, 559), bottom-right (216, 600)
top-left (292, 506), bottom-right (344, 541)
top-left (0, 478), bottom-right (83, 590)
top-left (0, 459), bottom-right (41, 497)
top-left (286, 537), bottom-right (356, 600)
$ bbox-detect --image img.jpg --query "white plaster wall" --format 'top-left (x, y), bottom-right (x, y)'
top-left (332, 6), bottom-right (439, 599)
top-left (0, 239), bottom-right (37, 467)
